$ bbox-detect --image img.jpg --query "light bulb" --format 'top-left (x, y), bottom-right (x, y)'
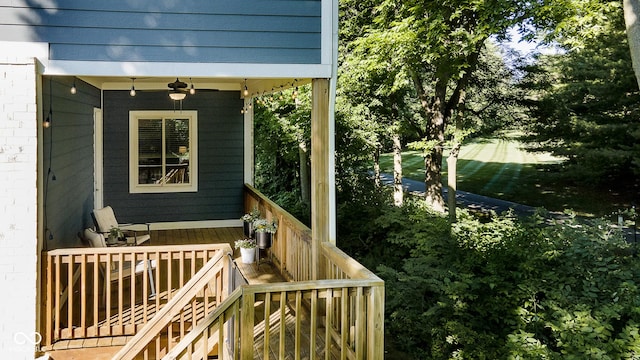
top-left (70, 82), bottom-right (77, 94)
top-left (129, 78), bottom-right (136, 96)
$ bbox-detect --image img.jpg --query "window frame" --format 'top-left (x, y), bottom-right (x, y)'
top-left (129, 110), bottom-right (198, 194)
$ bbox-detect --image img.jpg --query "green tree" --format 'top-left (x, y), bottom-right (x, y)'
top-left (254, 87), bottom-right (312, 224)
top-left (352, 0), bottom-right (540, 212)
top-left (520, 2), bottom-right (640, 184)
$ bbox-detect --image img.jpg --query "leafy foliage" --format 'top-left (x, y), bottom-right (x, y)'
top-left (519, 2), bottom-right (640, 185)
top-left (253, 87), bottom-right (312, 225)
top-left (342, 198), bottom-right (640, 358)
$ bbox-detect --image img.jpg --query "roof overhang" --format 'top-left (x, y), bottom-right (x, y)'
top-left (43, 60), bottom-right (330, 95)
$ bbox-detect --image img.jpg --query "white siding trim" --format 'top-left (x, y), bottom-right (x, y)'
top-left (243, 97), bottom-right (255, 185)
top-left (45, 60), bottom-right (332, 79)
top-left (321, 0), bottom-right (335, 65)
top-left (328, 0), bottom-right (338, 243)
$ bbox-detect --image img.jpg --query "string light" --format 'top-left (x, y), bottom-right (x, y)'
top-left (70, 80), bottom-right (77, 95)
top-left (243, 79), bottom-right (249, 97)
top-left (43, 108), bottom-right (52, 128)
top-left (189, 78), bottom-right (196, 95)
top-left (129, 78), bottom-right (136, 96)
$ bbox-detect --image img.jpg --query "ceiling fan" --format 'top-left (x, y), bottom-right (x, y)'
top-left (167, 78), bottom-right (188, 100)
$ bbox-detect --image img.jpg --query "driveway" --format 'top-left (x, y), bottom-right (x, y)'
top-left (379, 173), bottom-right (538, 216)
top-left (380, 173), bottom-right (639, 243)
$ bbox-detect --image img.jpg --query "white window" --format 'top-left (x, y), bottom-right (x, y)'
top-left (129, 111), bottom-right (197, 193)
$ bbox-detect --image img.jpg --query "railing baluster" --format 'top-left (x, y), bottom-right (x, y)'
top-left (325, 288), bottom-right (332, 360)
top-left (93, 252), bottom-right (99, 335)
top-left (279, 291), bottom-right (286, 359)
top-left (341, 287), bottom-right (348, 360)
top-left (355, 287), bottom-right (365, 360)
top-left (55, 255), bottom-right (61, 341)
top-left (106, 253), bottom-right (112, 336)
top-left (154, 251), bottom-right (160, 310)
top-left (130, 251), bottom-right (136, 332)
top-left (167, 250), bottom-right (173, 301)
top-left (263, 292), bottom-right (271, 360)
top-left (142, 251), bottom-right (149, 325)
top-left (310, 289), bottom-right (318, 360)
top-left (67, 255), bottom-right (73, 338)
top-left (80, 254), bottom-right (87, 338)
top-left (295, 290), bottom-right (302, 360)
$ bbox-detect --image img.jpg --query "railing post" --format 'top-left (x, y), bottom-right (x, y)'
top-left (368, 284), bottom-right (385, 359)
top-left (240, 288), bottom-right (254, 359)
top-left (44, 253), bottom-right (53, 347)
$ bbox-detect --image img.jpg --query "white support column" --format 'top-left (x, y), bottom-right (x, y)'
top-left (0, 45), bottom-right (43, 358)
top-left (243, 96), bottom-right (254, 185)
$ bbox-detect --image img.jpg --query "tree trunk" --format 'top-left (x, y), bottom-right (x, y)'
top-left (624, 0), bottom-right (640, 89)
top-left (447, 142), bottom-right (461, 223)
top-left (299, 140), bottom-right (311, 205)
top-left (423, 77), bottom-right (448, 213)
top-left (373, 146), bottom-right (381, 188)
top-left (392, 133), bottom-right (403, 207)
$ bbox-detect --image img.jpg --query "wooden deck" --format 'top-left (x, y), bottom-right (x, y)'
top-left (44, 226), bottom-right (289, 360)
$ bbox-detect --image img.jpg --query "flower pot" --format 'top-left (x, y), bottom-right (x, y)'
top-left (240, 247), bottom-right (255, 264)
top-left (256, 231), bottom-right (272, 249)
top-left (243, 221), bottom-right (254, 238)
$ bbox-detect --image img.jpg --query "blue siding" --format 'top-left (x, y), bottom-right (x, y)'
top-left (0, 0), bottom-right (322, 64)
top-left (43, 76), bottom-right (101, 249)
top-left (102, 90), bottom-right (245, 223)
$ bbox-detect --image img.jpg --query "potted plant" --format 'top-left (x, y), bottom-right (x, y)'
top-left (234, 238), bottom-right (257, 264)
top-left (108, 226), bottom-right (124, 244)
top-left (253, 218), bottom-right (277, 249)
top-left (241, 207), bottom-right (261, 238)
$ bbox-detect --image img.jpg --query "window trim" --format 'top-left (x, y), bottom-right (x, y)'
top-left (129, 110), bottom-right (198, 194)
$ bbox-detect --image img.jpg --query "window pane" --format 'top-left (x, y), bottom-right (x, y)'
top-left (164, 118), bottom-right (190, 184)
top-left (138, 119), bottom-right (162, 184)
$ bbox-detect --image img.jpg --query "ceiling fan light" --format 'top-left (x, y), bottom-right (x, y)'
top-left (169, 91), bottom-right (186, 101)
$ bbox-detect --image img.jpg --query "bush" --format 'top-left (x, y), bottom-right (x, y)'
top-left (371, 205), bottom-right (640, 359)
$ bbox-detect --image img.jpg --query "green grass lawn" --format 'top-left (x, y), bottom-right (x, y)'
top-left (379, 135), bottom-right (631, 217)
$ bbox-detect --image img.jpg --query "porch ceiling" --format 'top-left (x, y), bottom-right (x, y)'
top-left (78, 76), bottom-right (310, 97)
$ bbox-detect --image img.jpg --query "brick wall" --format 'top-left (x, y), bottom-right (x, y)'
top-left (0, 54), bottom-right (39, 358)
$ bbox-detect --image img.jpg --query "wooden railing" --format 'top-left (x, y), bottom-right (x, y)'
top-left (209, 184), bottom-right (382, 358)
top-left (166, 278), bottom-right (383, 360)
top-left (112, 250), bottom-right (231, 360)
top-left (42, 244), bottom-right (230, 347)
top-left (244, 184), bottom-right (313, 282)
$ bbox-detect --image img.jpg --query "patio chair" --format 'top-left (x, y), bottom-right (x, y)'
top-left (81, 228), bottom-right (156, 298)
top-left (92, 206), bottom-right (150, 245)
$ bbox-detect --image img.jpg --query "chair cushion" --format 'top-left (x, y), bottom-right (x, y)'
top-left (93, 206), bottom-right (119, 234)
top-left (83, 228), bottom-right (106, 248)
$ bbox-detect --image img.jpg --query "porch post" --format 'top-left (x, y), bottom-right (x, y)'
top-left (311, 78), bottom-right (330, 280)
top-left (243, 96), bottom-right (254, 185)
top-left (0, 44), bottom-right (44, 358)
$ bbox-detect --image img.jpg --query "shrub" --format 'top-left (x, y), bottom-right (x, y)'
top-left (373, 205), bottom-right (640, 359)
